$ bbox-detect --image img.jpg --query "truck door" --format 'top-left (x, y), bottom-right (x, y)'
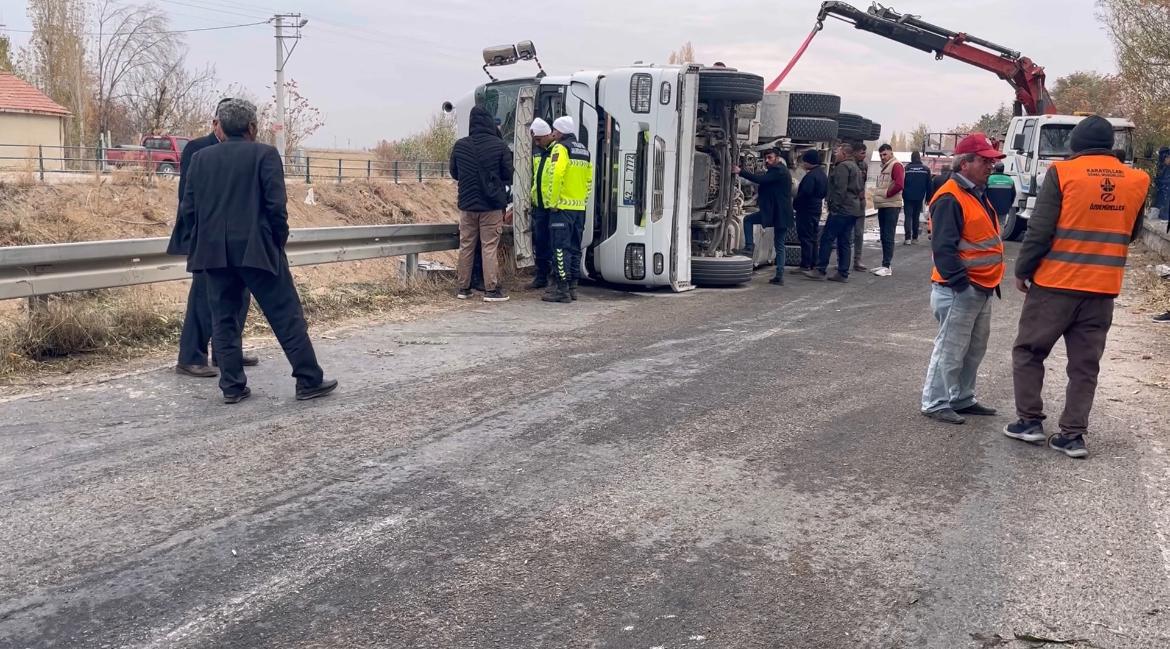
top-left (670, 69), bottom-right (698, 291)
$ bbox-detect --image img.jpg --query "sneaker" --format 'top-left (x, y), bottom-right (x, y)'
top-left (296, 378), bottom-right (339, 401)
top-left (872, 266), bottom-right (893, 277)
top-left (803, 269), bottom-right (827, 280)
top-left (853, 263), bottom-right (869, 272)
top-left (483, 288), bottom-right (510, 302)
top-left (956, 403), bottom-right (998, 416)
top-left (1153, 311), bottom-right (1170, 323)
top-left (456, 288), bottom-right (473, 300)
top-left (911, 239), bottom-right (919, 245)
top-left (923, 408), bottom-right (965, 425)
top-left (827, 273), bottom-right (848, 283)
top-left (903, 239), bottom-right (912, 246)
top-left (223, 387), bottom-right (251, 404)
top-left (1048, 433), bottom-right (1089, 459)
top-left (1003, 419), bottom-right (1045, 443)
top-left (769, 276), bottom-right (784, 286)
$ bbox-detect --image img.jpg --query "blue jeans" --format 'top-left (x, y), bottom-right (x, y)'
top-left (921, 284), bottom-right (993, 413)
top-left (1158, 183), bottom-right (1170, 220)
top-left (743, 212), bottom-right (764, 249)
top-left (816, 213), bottom-right (856, 277)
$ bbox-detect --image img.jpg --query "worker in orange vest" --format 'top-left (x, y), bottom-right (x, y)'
top-left (920, 133), bottom-right (1006, 425)
top-left (1005, 116), bottom-right (1149, 459)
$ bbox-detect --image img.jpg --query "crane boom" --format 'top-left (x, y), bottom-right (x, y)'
top-left (816, 1), bottom-right (1056, 116)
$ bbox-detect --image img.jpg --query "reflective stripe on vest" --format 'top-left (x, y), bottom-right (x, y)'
top-left (1032, 155), bottom-right (1150, 295)
top-left (928, 178), bottom-right (1005, 290)
top-left (547, 136), bottom-right (593, 211)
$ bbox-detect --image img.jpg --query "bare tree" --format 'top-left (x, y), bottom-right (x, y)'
top-left (667, 42), bottom-right (696, 65)
top-left (1050, 71), bottom-right (1127, 116)
top-left (1097, 0), bottom-right (1170, 150)
top-left (126, 57), bottom-right (218, 136)
top-left (0, 34), bottom-right (14, 73)
top-left (22, 0), bottom-right (89, 146)
top-left (229, 80), bottom-right (325, 156)
top-left (92, 0), bottom-right (178, 143)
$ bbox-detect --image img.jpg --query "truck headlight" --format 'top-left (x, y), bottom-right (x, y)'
top-left (625, 244), bottom-right (646, 280)
top-left (630, 74), bottom-right (652, 114)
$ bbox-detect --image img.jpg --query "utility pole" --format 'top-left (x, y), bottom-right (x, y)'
top-left (272, 13), bottom-right (307, 163)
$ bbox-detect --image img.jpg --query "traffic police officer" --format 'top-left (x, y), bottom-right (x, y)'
top-left (1006, 115), bottom-right (1150, 459)
top-left (540, 115), bottom-right (593, 303)
top-left (528, 118), bottom-right (555, 289)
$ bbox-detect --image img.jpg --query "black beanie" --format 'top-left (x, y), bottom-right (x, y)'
top-left (1070, 115), bottom-right (1114, 153)
top-left (801, 149), bottom-right (821, 165)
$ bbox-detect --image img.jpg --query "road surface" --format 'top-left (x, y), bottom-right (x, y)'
top-left (2, 240), bottom-right (1169, 648)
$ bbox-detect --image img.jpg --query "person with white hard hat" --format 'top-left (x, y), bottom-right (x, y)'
top-left (540, 115), bottom-right (593, 303)
top-left (528, 118), bottom-right (557, 290)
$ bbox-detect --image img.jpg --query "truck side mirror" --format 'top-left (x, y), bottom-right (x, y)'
top-left (1012, 133), bottom-right (1025, 151)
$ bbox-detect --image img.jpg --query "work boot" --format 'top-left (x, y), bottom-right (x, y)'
top-left (569, 279), bottom-right (579, 301)
top-left (542, 280), bottom-right (573, 303)
top-left (528, 271), bottom-right (549, 290)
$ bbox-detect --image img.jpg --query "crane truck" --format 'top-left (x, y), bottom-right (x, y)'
top-left (814, 1), bottom-right (1137, 241)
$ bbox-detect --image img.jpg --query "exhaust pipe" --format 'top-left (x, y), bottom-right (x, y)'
top-left (441, 101), bottom-right (455, 114)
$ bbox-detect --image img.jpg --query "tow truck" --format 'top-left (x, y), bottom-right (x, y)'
top-left (811, 1), bottom-right (1136, 240)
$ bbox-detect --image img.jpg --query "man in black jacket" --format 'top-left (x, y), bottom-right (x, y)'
top-left (792, 149), bottom-right (828, 272)
top-left (449, 106), bottom-right (515, 302)
top-left (807, 142), bottom-right (863, 282)
top-left (901, 151), bottom-right (931, 244)
top-left (180, 98), bottom-right (336, 404)
top-left (734, 149), bottom-right (793, 285)
top-left (167, 97), bottom-right (257, 377)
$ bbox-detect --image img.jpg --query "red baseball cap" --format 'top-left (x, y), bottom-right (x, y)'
top-left (954, 132), bottom-right (1005, 159)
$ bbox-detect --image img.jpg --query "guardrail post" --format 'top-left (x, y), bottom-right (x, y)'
top-left (405, 253), bottom-right (419, 280)
top-left (305, 156), bottom-right (311, 184)
top-left (38, 145), bottom-right (45, 182)
top-left (27, 294), bottom-right (48, 314)
top-left (337, 158), bottom-right (343, 185)
top-left (367, 159), bottom-right (371, 180)
top-left (418, 161), bottom-right (423, 183)
top-left (393, 160), bottom-right (399, 184)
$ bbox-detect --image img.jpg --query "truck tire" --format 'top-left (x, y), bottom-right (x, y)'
top-left (786, 117), bottom-right (838, 142)
top-left (157, 162), bottom-right (176, 175)
top-left (786, 91), bottom-right (841, 118)
top-left (837, 112), bottom-right (865, 130)
top-left (868, 122), bottom-right (882, 141)
top-left (1001, 206), bottom-right (1027, 242)
top-left (698, 70), bottom-right (765, 104)
top-left (691, 255), bottom-right (755, 287)
top-left (783, 245), bottom-right (803, 267)
top-left (836, 113), bottom-right (867, 141)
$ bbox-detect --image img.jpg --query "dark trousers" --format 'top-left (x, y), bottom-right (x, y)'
top-left (532, 206), bottom-right (552, 279)
top-left (877, 206), bottom-right (900, 268)
top-left (549, 209), bottom-right (584, 282)
top-left (772, 226), bottom-right (789, 279)
top-left (1158, 183), bottom-right (1170, 220)
top-left (795, 211), bottom-right (820, 269)
top-left (177, 271), bottom-right (250, 367)
top-left (570, 210), bottom-right (585, 282)
top-left (1012, 287), bottom-right (1114, 438)
top-left (903, 200), bottom-right (923, 241)
top-left (816, 214), bottom-right (857, 277)
top-left (853, 213), bottom-right (866, 265)
top-left (743, 212), bottom-right (764, 249)
top-left (205, 263), bottom-right (325, 396)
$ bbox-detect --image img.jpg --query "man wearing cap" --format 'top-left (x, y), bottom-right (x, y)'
top-left (528, 118), bottom-right (555, 289)
top-left (732, 148), bottom-right (793, 285)
top-left (920, 133), bottom-right (1006, 425)
top-left (792, 149), bottom-right (828, 273)
top-left (1005, 116), bottom-right (1149, 459)
top-left (541, 116), bottom-right (593, 303)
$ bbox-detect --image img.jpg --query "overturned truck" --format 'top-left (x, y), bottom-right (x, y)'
top-left (445, 43), bottom-right (881, 290)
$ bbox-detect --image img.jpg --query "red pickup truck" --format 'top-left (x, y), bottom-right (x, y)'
top-left (105, 135), bottom-right (191, 175)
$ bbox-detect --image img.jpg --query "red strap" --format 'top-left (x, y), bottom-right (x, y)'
top-left (765, 24), bottom-right (822, 92)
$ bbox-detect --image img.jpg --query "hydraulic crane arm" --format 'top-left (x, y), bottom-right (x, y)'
top-left (816, 1), bottom-right (1056, 115)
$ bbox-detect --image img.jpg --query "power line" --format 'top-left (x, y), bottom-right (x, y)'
top-left (0, 19), bottom-right (269, 36)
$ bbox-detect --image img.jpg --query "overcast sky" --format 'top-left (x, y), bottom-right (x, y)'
top-left (1, 0), bottom-right (1117, 149)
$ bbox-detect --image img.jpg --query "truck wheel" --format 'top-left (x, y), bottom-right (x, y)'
top-left (698, 69), bottom-right (764, 104)
top-left (1002, 207), bottom-right (1027, 242)
top-left (783, 245), bottom-right (803, 267)
top-left (691, 255), bottom-right (755, 287)
top-left (157, 163), bottom-right (176, 175)
top-left (786, 91), bottom-right (841, 118)
top-left (787, 117), bottom-right (838, 142)
top-left (868, 122), bottom-right (882, 141)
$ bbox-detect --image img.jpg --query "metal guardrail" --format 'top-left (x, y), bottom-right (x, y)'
top-left (0, 223), bottom-right (459, 301)
top-left (0, 144), bottom-right (449, 184)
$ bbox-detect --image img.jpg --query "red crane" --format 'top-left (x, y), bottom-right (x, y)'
top-left (768, 2), bottom-right (1056, 116)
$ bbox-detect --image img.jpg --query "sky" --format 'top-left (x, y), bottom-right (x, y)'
top-left (0, 0), bottom-right (1118, 149)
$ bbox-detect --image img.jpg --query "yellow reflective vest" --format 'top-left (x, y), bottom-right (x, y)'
top-left (534, 135), bottom-right (592, 211)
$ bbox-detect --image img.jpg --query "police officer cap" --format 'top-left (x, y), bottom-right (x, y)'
top-left (530, 118), bottom-right (552, 137)
top-left (552, 116), bottom-right (575, 135)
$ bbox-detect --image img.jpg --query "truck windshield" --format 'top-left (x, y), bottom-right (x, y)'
top-left (474, 78), bottom-right (536, 145)
top-left (1038, 125), bottom-right (1134, 160)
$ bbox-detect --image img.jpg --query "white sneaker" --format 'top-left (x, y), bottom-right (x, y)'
top-left (873, 266), bottom-right (893, 277)
top-left (903, 239), bottom-right (912, 246)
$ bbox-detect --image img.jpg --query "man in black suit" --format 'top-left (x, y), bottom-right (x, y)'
top-left (168, 97), bottom-right (258, 377)
top-left (733, 149), bottom-right (794, 285)
top-left (179, 98), bottom-right (337, 404)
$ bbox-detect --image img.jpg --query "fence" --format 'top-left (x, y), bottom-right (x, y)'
top-left (0, 223), bottom-right (460, 302)
top-left (0, 144), bottom-right (448, 184)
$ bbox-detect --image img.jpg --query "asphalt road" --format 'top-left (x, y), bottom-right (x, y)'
top-left (2, 239), bottom-right (1169, 648)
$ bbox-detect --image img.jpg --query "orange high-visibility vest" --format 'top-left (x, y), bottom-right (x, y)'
top-left (929, 178), bottom-right (1005, 290)
top-left (1032, 155), bottom-right (1149, 296)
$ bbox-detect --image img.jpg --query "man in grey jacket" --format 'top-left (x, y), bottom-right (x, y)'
top-left (806, 142), bottom-right (863, 282)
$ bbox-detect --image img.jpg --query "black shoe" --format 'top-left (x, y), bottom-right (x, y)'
top-left (542, 281), bottom-right (572, 303)
top-left (569, 280), bottom-right (579, 301)
top-left (296, 378), bottom-right (339, 401)
top-left (483, 289), bottom-right (510, 302)
top-left (769, 276), bottom-right (784, 285)
top-left (853, 263), bottom-right (869, 272)
top-left (456, 288), bottom-right (473, 300)
top-left (223, 387), bottom-right (251, 404)
top-left (529, 276), bottom-right (549, 290)
top-left (212, 352), bottom-right (259, 368)
top-left (1003, 419), bottom-right (1045, 443)
top-left (956, 403), bottom-right (998, 416)
top-left (1153, 311), bottom-right (1170, 323)
top-left (1048, 433), bottom-right (1089, 459)
top-left (923, 408), bottom-right (965, 425)
top-left (827, 273), bottom-right (848, 283)
top-left (176, 363), bottom-right (217, 378)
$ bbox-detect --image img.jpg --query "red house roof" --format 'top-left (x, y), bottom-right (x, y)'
top-left (0, 74), bottom-right (71, 117)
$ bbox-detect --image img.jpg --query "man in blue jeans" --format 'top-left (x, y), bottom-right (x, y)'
top-left (806, 142), bottom-right (863, 283)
